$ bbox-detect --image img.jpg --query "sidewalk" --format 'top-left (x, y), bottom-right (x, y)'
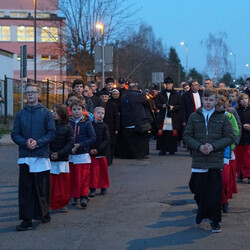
top-left (0, 134), bottom-right (15, 146)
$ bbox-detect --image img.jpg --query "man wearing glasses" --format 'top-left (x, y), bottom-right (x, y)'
top-left (181, 80), bottom-right (203, 127)
top-left (11, 83), bottom-right (56, 231)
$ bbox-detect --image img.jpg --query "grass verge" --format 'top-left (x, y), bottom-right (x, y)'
top-left (0, 128), bottom-right (11, 136)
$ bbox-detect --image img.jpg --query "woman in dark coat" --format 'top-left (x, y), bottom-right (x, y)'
top-left (155, 77), bottom-right (181, 155)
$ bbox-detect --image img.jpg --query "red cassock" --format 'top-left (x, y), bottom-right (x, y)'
top-left (70, 163), bottom-right (90, 198)
top-left (228, 159), bottom-right (237, 199)
top-left (50, 173), bottom-right (70, 210)
top-left (235, 145), bottom-right (250, 179)
top-left (89, 156), bottom-right (109, 189)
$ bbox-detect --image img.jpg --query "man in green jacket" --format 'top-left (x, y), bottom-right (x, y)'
top-left (184, 88), bottom-right (235, 233)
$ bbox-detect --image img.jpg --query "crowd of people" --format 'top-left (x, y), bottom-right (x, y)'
top-left (10, 76), bottom-right (250, 233)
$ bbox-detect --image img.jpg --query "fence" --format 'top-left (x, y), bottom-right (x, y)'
top-left (0, 76), bottom-right (72, 124)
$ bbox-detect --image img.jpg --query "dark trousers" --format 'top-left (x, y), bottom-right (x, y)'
top-left (106, 143), bottom-right (115, 166)
top-left (19, 164), bottom-right (50, 221)
top-left (120, 128), bottom-right (149, 159)
top-left (189, 169), bottom-right (222, 223)
top-left (156, 130), bottom-right (178, 153)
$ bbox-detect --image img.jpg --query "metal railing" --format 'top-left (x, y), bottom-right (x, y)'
top-left (1, 76), bottom-right (72, 123)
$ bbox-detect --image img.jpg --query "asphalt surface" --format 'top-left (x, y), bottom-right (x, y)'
top-left (0, 141), bottom-right (250, 250)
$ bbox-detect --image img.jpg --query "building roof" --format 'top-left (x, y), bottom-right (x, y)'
top-left (0, 48), bottom-right (14, 57)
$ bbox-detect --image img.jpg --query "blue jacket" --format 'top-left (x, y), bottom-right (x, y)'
top-left (11, 103), bottom-right (56, 158)
top-left (69, 116), bottom-right (96, 154)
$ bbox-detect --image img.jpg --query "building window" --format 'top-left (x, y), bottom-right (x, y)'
top-left (41, 54), bottom-right (49, 60)
top-left (36, 13), bottom-right (50, 18)
top-left (41, 27), bottom-right (58, 42)
top-left (17, 26), bottom-right (34, 42)
top-left (51, 55), bottom-right (58, 60)
top-left (0, 26), bottom-right (10, 41)
top-left (27, 54), bottom-right (34, 59)
top-left (10, 12), bottom-right (28, 18)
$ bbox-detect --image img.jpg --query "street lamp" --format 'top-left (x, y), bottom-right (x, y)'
top-left (229, 52), bottom-right (236, 81)
top-left (180, 42), bottom-right (188, 80)
top-left (96, 23), bottom-right (105, 88)
top-left (34, 0), bottom-right (37, 83)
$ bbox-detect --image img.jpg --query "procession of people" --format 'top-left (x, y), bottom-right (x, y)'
top-left (11, 76), bottom-right (250, 233)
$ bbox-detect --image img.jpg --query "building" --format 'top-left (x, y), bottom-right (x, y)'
top-left (0, 48), bottom-right (14, 116)
top-left (0, 0), bottom-right (66, 82)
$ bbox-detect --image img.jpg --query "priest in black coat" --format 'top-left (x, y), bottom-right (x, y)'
top-left (155, 77), bottom-right (181, 155)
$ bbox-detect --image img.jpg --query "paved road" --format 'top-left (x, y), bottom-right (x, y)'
top-left (0, 142), bottom-right (250, 250)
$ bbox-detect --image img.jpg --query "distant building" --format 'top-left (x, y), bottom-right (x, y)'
top-left (0, 48), bottom-right (14, 115)
top-left (0, 48), bottom-right (14, 79)
top-left (0, 0), bottom-right (66, 82)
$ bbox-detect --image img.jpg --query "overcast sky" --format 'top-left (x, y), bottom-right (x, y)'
top-left (128, 0), bottom-right (249, 80)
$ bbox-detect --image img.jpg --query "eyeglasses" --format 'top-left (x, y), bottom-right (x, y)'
top-left (26, 91), bottom-right (38, 95)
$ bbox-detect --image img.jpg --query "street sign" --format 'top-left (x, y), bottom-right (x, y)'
top-left (94, 46), bottom-right (113, 73)
top-left (20, 45), bottom-right (27, 78)
top-left (152, 72), bottom-right (164, 84)
top-left (152, 72), bottom-right (164, 91)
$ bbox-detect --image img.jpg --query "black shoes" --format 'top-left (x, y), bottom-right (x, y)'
top-left (80, 197), bottom-right (89, 208)
top-left (71, 198), bottom-right (78, 206)
top-left (89, 188), bottom-right (107, 196)
top-left (89, 189), bottom-right (96, 198)
top-left (211, 222), bottom-right (221, 233)
top-left (16, 219), bottom-right (33, 231)
top-left (100, 188), bottom-right (107, 195)
top-left (42, 214), bottom-right (51, 223)
top-left (222, 202), bottom-right (229, 213)
top-left (195, 214), bottom-right (202, 225)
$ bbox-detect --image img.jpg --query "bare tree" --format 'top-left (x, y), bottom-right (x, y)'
top-left (59, 0), bottom-right (137, 81)
top-left (113, 23), bottom-right (171, 87)
top-left (201, 32), bottom-right (231, 84)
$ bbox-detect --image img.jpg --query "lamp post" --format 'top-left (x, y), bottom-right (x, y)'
top-left (180, 42), bottom-right (188, 81)
top-left (229, 52), bottom-right (236, 81)
top-left (34, 0), bottom-right (37, 83)
top-left (96, 23), bottom-right (105, 88)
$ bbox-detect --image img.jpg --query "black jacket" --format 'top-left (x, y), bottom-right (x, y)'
top-left (103, 101), bottom-right (120, 144)
top-left (109, 97), bottom-right (122, 114)
top-left (181, 90), bottom-right (203, 124)
top-left (90, 95), bottom-right (105, 109)
top-left (121, 90), bottom-right (152, 128)
top-left (118, 87), bottom-right (128, 96)
top-left (50, 121), bottom-right (74, 161)
top-left (155, 89), bottom-right (181, 130)
top-left (90, 121), bottom-right (110, 156)
top-left (236, 106), bottom-right (250, 145)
